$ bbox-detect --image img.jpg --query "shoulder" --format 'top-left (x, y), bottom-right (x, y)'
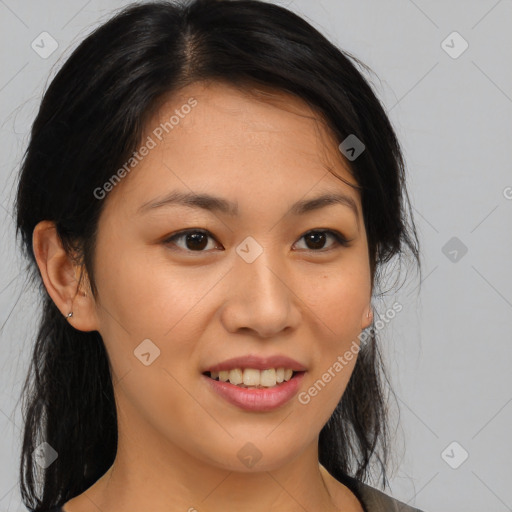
top-left (319, 464), bottom-right (427, 512)
top-left (347, 476), bottom-right (427, 512)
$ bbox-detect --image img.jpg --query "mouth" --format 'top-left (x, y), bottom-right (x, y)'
top-left (202, 368), bottom-right (306, 411)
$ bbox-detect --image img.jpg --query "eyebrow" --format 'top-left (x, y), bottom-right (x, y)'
top-left (137, 190), bottom-right (359, 220)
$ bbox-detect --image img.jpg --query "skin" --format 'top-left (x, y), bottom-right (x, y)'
top-left (33, 81), bottom-right (374, 512)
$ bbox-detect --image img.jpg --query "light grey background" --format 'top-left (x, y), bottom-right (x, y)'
top-left (1, 1), bottom-right (511, 511)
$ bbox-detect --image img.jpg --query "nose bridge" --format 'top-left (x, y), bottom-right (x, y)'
top-left (236, 235), bottom-right (287, 303)
top-left (224, 235), bottom-right (299, 336)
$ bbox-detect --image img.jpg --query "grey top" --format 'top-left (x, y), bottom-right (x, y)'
top-left (347, 475), bottom-right (426, 512)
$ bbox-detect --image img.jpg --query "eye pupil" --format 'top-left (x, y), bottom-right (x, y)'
top-left (305, 232), bottom-right (326, 250)
top-left (186, 232), bottom-right (208, 250)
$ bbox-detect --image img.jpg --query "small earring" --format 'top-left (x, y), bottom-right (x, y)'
top-left (66, 311), bottom-right (73, 320)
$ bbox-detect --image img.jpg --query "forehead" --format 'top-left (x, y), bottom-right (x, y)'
top-left (104, 80), bottom-right (360, 216)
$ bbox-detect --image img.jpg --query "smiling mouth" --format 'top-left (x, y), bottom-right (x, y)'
top-left (202, 369), bottom-right (303, 389)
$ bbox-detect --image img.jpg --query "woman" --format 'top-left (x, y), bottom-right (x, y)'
top-left (16, 1), bottom-right (424, 511)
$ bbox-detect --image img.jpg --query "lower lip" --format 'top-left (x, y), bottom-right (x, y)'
top-left (203, 372), bottom-right (305, 412)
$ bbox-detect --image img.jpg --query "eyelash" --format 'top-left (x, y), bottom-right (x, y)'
top-left (162, 228), bottom-right (351, 253)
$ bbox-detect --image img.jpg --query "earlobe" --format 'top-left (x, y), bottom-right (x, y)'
top-left (361, 306), bottom-right (373, 330)
top-left (32, 220), bottom-right (99, 332)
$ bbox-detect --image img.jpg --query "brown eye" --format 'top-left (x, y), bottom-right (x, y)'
top-left (305, 232), bottom-right (327, 250)
top-left (164, 230), bottom-right (220, 252)
top-left (294, 230), bottom-right (350, 251)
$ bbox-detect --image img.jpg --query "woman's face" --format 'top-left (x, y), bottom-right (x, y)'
top-left (91, 81), bottom-right (373, 472)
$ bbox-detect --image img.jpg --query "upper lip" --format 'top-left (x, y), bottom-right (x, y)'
top-left (203, 354), bottom-right (307, 373)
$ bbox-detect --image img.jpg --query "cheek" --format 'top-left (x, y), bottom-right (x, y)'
top-left (96, 243), bottom-right (208, 336)
top-left (93, 243), bottom-right (227, 389)
top-left (301, 261), bottom-right (370, 332)
top-left (295, 262), bottom-right (369, 415)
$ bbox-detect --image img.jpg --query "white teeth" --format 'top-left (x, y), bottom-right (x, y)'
top-left (228, 368), bottom-right (243, 385)
top-left (259, 369), bottom-right (276, 387)
top-left (207, 367), bottom-right (297, 387)
top-left (243, 368), bottom-right (260, 386)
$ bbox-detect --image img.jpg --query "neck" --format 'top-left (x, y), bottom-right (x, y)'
top-left (65, 412), bottom-right (341, 512)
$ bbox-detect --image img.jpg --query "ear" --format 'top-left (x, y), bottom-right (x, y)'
top-left (361, 304), bottom-right (373, 331)
top-left (32, 220), bottom-right (100, 332)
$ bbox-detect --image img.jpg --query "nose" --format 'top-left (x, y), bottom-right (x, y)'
top-left (219, 246), bottom-right (301, 338)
